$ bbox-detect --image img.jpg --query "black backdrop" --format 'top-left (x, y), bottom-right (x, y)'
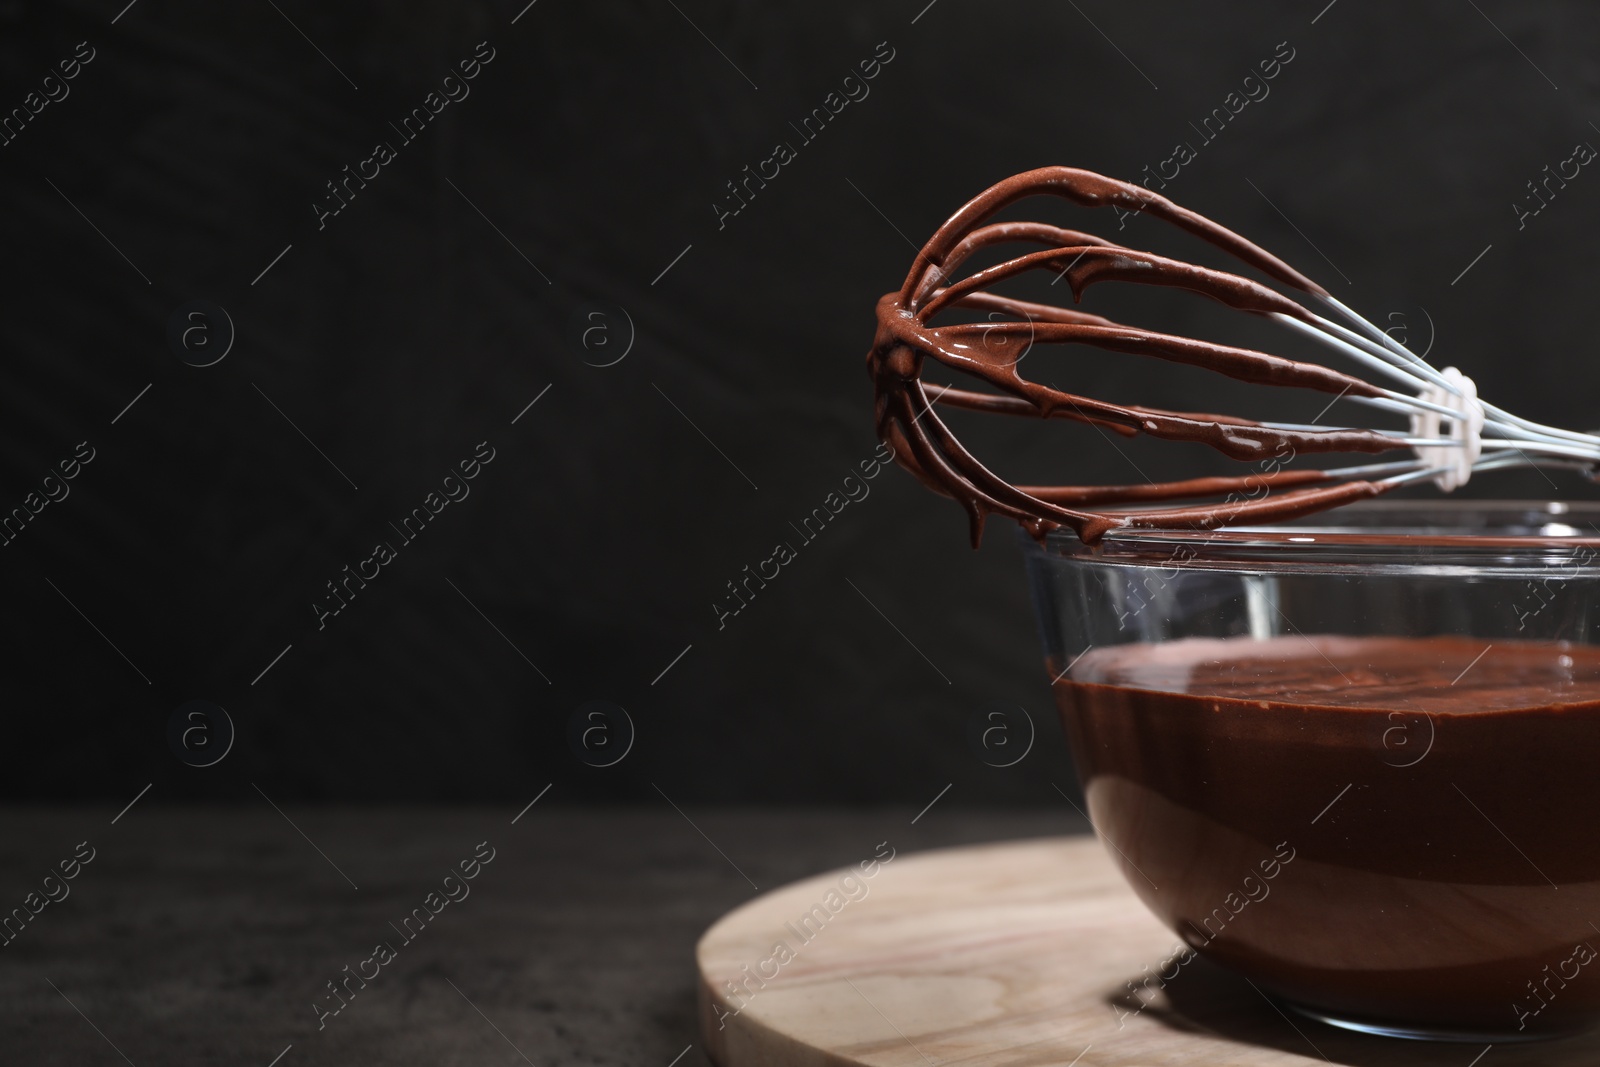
top-left (5, 0), bottom-right (1599, 804)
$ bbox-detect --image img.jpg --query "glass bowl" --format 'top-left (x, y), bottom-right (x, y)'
top-left (1022, 500), bottom-right (1600, 1041)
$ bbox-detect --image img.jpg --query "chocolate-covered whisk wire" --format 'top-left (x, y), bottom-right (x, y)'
top-left (867, 166), bottom-right (1600, 545)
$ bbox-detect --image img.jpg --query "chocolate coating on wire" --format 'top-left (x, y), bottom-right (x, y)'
top-left (867, 166), bottom-right (1399, 546)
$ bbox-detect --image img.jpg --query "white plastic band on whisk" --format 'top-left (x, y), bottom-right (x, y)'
top-left (1408, 367), bottom-right (1484, 491)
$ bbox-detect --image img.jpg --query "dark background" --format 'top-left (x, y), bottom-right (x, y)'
top-left (5, 0), bottom-right (1599, 805)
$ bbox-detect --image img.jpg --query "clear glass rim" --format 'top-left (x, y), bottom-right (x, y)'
top-left (1030, 499), bottom-right (1600, 574)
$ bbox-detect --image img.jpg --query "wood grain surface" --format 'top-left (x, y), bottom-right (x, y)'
top-left (697, 837), bottom-right (1600, 1067)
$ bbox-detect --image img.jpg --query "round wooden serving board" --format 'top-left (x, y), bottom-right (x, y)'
top-left (696, 837), bottom-right (1600, 1067)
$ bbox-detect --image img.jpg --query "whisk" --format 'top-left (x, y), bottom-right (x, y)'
top-left (867, 166), bottom-right (1600, 545)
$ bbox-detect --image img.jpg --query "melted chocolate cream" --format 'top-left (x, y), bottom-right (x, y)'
top-left (1055, 634), bottom-right (1600, 1035)
top-left (868, 167), bottom-right (1403, 546)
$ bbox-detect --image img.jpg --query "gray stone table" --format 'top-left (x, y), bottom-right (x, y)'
top-left (0, 805), bottom-right (1086, 1065)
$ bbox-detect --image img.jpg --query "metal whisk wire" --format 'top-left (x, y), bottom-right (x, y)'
top-left (867, 166), bottom-right (1600, 544)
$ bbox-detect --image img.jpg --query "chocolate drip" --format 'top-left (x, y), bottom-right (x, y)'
top-left (867, 166), bottom-right (1405, 545)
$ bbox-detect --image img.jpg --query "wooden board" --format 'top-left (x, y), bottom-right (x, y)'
top-left (696, 837), bottom-right (1599, 1067)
